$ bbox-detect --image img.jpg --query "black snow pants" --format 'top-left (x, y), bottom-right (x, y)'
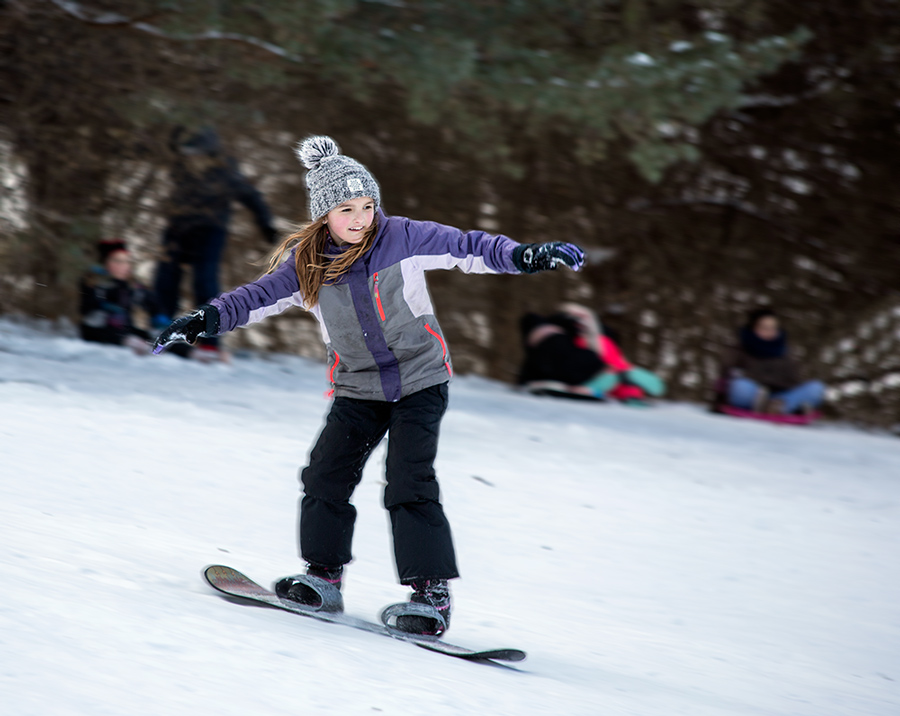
top-left (299, 382), bottom-right (459, 585)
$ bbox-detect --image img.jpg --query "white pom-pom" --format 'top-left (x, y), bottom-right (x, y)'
top-left (295, 135), bottom-right (340, 170)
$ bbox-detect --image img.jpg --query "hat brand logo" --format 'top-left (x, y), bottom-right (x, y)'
top-left (347, 177), bottom-right (363, 192)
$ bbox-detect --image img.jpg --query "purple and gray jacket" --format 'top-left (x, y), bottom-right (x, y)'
top-left (210, 210), bottom-right (522, 402)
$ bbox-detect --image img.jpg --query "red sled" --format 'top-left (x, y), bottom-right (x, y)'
top-left (717, 404), bottom-right (820, 425)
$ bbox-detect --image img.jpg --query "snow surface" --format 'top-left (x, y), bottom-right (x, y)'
top-left (1, 317), bottom-right (898, 716)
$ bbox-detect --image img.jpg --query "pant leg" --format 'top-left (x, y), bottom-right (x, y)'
top-left (190, 226), bottom-right (227, 348)
top-left (727, 377), bottom-right (763, 410)
top-left (581, 370), bottom-right (619, 398)
top-left (772, 380), bottom-right (826, 413)
top-left (190, 225), bottom-right (226, 305)
top-left (153, 228), bottom-right (183, 320)
top-left (621, 367), bottom-right (666, 397)
top-left (299, 397), bottom-right (390, 568)
top-left (383, 383), bottom-right (458, 584)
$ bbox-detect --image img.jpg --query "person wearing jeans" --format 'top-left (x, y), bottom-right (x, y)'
top-left (719, 307), bottom-right (825, 415)
top-left (728, 376), bottom-right (825, 415)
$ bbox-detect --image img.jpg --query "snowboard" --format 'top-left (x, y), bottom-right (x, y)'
top-left (202, 565), bottom-right (526, 664)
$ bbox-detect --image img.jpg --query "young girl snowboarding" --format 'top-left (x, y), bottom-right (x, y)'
top-left (153, 136), bottom-right (584, 635)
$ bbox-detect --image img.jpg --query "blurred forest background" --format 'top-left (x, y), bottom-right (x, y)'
top-left (1, 0), bottom-right (898, 428)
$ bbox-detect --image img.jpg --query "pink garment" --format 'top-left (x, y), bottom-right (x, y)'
top-left (574, 335), bottom-right (645, 400)
top-left (598, 336), bottom-right (641, 400)
top-left (573, 334), bottom-right (632, 369)
top-left (598, 335), bottom-right (632, 372)
top-left (609, 383), bottom-right (645, 401)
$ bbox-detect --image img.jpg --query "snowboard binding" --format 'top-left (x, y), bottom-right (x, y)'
top-left (380, 579), bottom-right (451, 637)
top-left (380, 602), bottom-right (449, 637)
top-left (274, 574), bottom-right (344, 613)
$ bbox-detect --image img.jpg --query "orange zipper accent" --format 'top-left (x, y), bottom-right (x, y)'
top-left (325, 351), bottom-right (340, 397)
top-left (329, 352), bottom-right (340, 382)
top-left (424, 323), bottom-right (452, 377)
top-left (373, 272), bottom-right (386, 321)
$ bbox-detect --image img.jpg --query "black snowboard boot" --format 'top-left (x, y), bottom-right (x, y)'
top-left (275, 564), bottom-right (343, 613)
top-left (395, 579), bottom-right (451, 636)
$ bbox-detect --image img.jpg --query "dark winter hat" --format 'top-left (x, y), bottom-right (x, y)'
top-left (740, 307), bottom-right (787, 358)
top-left (98, 239), bottom-right (128, 263)
top-left (746, 307), bottom-right (777, 326)
top-left (295, 136), bottom-right (381, 221)
top-left (171, 125), bottom-right (222, 156)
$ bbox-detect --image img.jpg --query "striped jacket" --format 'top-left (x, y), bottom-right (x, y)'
top-left (211, 210), bottom-right (521, 401)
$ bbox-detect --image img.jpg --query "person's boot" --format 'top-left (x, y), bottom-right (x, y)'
top-left (275, 564), bottom-right (343, 613)
top-left (394, 579), bottom-right (451, 636)
top-left (752, 387), bottom-right (770, 413)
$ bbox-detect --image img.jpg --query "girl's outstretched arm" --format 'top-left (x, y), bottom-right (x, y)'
top-left (152, 254), bottom-right (305, 354)
top-left (210, 254), bottom-right (305, 333)
top-left (399, 216), bottom-right (583, 275)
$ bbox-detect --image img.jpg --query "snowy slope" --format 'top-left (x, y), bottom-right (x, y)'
top-left (1, 317), bottom-right (898, 716)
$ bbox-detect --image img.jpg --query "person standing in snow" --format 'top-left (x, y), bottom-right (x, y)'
top-left (153, 126), bottom-right (278, 360)
top-left (152, 135), bottom-right (584, 636)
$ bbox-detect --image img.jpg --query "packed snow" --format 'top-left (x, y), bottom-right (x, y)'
top-left (1, 317), bottom-right (898, 715)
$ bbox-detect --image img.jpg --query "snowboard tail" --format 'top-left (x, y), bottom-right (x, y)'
top-left (202, 565), bottom-right (526, 664)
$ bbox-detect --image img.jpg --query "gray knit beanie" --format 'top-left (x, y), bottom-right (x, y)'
top-left (295, 136), bottom-right (381, 221)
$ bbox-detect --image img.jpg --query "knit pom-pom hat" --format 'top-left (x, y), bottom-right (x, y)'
top-left (295, 135), bottom-right (381, 221)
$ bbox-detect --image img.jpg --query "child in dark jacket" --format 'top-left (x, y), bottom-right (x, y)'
top-left (79, 240), bottom-right (158, 354)
top-left (153, 135), bottom-right (584, 636)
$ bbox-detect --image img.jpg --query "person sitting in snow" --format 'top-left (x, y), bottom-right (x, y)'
top-left (716, 307), bottom-right (825, 415)
top-left (518, 303), bottom-right (665, 403)
top-left (152, 134), bottom-right (584, 637)
top-left (79, 239), bottom-right (158, 355)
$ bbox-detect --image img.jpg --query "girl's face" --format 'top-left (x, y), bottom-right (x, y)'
top-left (754, 315), bottom-right (780, 341)
top-left (105, 250), bottom-right (132, 281)
top-left (325, 197), bottom-right (375, 245)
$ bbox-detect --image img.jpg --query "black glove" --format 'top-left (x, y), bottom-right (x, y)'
top-left (512, 242), bottom-right (585, 274)
top-left (152, 304), bottom-right (220, 354)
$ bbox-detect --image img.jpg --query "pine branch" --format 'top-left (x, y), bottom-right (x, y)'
top-left (48, 0), bottom-right (304, 63)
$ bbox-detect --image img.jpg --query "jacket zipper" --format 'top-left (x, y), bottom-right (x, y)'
top-left (373, 272), bottom-right (386, 321)
top-left (424, 323), bottom-right (452, 377)
top-left (325, 351), bottom-right (340, 398)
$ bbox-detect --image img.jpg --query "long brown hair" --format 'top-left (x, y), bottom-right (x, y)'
top-left (266, 217), bottom-right (379, 308)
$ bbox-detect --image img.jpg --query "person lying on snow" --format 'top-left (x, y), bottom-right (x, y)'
top-left (518, 302), bottom-right (665, 403)
top-left (152, 135), bottom-right (584, 636)
top-left (717, 307), bottom-right (825, 416)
